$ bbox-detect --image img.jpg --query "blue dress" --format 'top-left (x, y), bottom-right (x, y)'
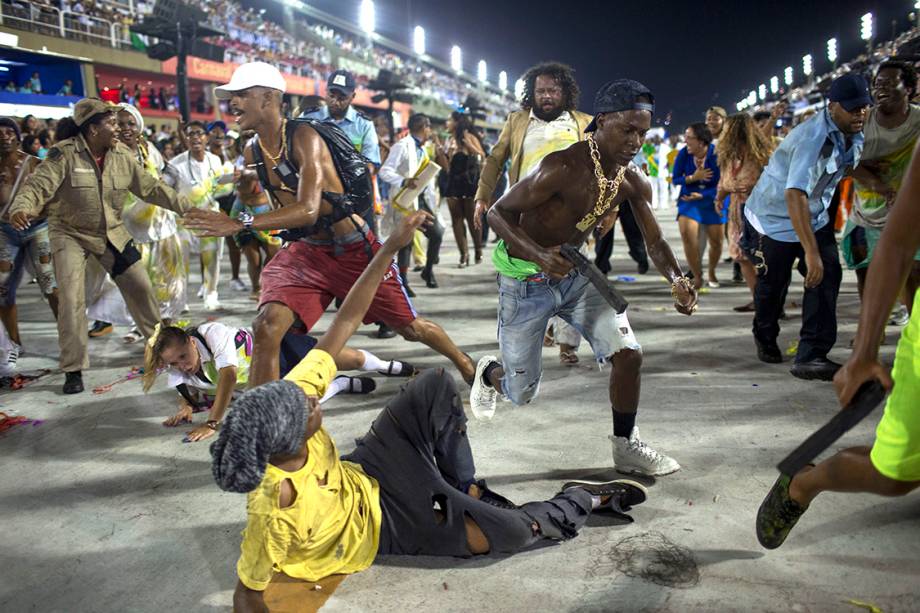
top-left (672, 144), bottom-right (724, 225)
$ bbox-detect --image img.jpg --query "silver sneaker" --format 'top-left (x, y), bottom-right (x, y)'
top-left (0, 343), bottom-right (18, 377)
top-left (611, 426), bottom-right (681, 476)
top-left (889, 305), bottom-right (910, 327)
top-left (469, 355), bottom-right (499, 421)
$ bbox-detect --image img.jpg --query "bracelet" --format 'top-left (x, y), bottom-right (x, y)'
top-left (670, 276), bottom-right (693, 301)
top-left (206, 420), bottom-right (221, 431)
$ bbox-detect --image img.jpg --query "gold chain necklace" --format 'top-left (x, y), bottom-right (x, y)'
top-left (258, 118), bottom-right (287, 164)
top-left (576, 134), bottom-right (627, 232)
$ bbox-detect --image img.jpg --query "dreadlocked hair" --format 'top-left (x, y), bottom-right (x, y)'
top-left (142, 324), bottom-right (191, 392)
top-left (715, 113), bottom-right (774, 169)
top-left (520, 61), bottom-right (580, 112)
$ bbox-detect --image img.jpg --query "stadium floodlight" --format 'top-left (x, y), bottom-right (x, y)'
top-left (747, 90), bottom-right (757, 106)
top-left (770, 76), bottom-right (779, 94)
top-left (758, 84), bottom-right (767, 100)
top-left (514, 78), bottom-right (525, 99)
top-left (412, 26), bottom-right (425, 55)
top-left (784, 66), bottom-right (793, 86)
top-left (736, 101), bottom-right (745, 112)
top-left (478, 60), bottom-right (487, 83)
top-left (498, 70), bottom-right (508, 91)
top-left (359, 0), bottom-right (375, 34)
top-left (827, 38), bottom-right (838, 63)
top-left (803, 54), bottom-right (813, 77)
top-left (450, 45), bottom-right (462, 72)
top-left (860, 12), bottom-right (873, 41)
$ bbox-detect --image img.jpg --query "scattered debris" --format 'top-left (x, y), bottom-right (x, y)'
top-left (93, 367), bottom-right (144, 394)
top-left (786, 340), bottom-right (799, 356)
top-left (845, 598), bottom-right (882, 613)
top-left (442, 582), bottom-right (449, 591)
top-left (614, 275), bottom-right (637, 283)
top-left (608, 531), bottom-right (700, 588)
top-left (0, 412), bottom-right (43, 433)
top-left (713, 495), bottom-right (720, 503)
top-left (0, 369), bottom-right (52, 390)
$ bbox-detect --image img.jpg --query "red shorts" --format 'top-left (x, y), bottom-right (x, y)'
top-left (259, 233), bottom-right (417, 331)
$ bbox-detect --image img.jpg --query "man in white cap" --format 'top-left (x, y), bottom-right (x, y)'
top-left (184, 62), bottom-right (476, 388)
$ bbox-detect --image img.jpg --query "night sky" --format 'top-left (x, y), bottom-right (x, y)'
top-left (298, 0), bottom-right (913, 130)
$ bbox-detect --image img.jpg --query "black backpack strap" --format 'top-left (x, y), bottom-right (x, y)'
top-left (175, 383), bottom-right (207, 409)
top-left (249, 136), bottom-right (279, 203)
top-left (186, 327), bottom-right (212, 385)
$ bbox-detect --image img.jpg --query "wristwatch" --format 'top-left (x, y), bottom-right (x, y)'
top-left (237, 210), bottom-right (254, 230)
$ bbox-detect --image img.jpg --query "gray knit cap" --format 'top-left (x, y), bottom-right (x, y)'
top-left (210, 380), bottom-right (310, 493)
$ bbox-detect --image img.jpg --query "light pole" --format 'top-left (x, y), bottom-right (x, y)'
top-left (412, 25), bottom-right (425, 56)
top-left (860, 12), bottom-right (873, 55)
top-left (827, 38), bottom-right (838, 69)
top-left (450, 45), bottom-right (462, 73)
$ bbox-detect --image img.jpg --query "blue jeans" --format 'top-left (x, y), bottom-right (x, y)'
top-left (0, 220), bottom-right (56, 306)
top-left (496, 271), bottom-right (641, 405)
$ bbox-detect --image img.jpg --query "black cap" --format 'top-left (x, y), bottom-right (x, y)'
top-left (327, 70), bottom-right (356, 95)
top-left (828, 73), bottom-right (872, 112)
top-left (585, 79), bottom-right (655, 132)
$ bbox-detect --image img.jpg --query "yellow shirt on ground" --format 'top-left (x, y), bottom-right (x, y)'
top-left (236, 350), bottom-right (382, 589)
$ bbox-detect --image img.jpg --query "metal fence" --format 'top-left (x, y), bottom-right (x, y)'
top-left (0, 0), bottom-right (133, 48)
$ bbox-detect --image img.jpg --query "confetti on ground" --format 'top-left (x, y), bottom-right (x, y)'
top-left (614, 275), bottom-right (637, 282)
top-left (845, 598), bottom-right (883, 613)
top-left (93, 367), bottom-right (145, 395)
top-left (0, 412), bottom-right (43, 434)
top-left (0, 369), bottom-right (53, 390)
top-left (786, 340), bottom-right (799, 356)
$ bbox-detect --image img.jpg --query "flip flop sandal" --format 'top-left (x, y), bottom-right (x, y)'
top-left (378, 360), bottom-right (417, 377)
top-left (559, 350), bottom-right (579, 365)
top-left (337, 375), bottom-right (377, 395)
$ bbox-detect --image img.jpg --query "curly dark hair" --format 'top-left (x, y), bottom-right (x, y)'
top-left (520, 62), bottom-right (580, 112)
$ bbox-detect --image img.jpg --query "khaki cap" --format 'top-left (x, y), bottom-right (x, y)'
top-left (73, 97), bottom-right (117, 127)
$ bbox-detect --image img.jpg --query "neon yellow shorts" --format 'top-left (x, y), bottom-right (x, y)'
top-left (870, 292), bottom-right (920, 482)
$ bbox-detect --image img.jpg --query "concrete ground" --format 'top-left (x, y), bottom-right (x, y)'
top-left (1, 209), bottom-right (918, 613)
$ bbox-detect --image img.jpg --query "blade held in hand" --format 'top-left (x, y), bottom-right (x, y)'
top-left (777, 380), bottom-right (887, 476)
top-left (559, 244), bottom-right (629, 314)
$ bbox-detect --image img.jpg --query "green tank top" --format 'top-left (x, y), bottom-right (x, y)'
top-left (492, 239), bottom-right (542, 280)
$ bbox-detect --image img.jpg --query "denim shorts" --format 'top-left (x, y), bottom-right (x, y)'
top-left (0, 220), bottom-right (56, 305)
top-left (496, 271), bottom-right (640, 405)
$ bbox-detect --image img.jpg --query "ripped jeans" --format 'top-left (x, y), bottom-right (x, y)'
top-left (496, 271), bottom-right (641, 405)
top-left (343, 369), bottom-right (593, 557)
top-left (0, 220), bottom-right (56, 306)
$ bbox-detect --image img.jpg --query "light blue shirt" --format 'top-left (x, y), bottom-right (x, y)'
top-left (301, 105), bottom-right (381, 165)
top-left (745, 108), bottom-right (863, 242)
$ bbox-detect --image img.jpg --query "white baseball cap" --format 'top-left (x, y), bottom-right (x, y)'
top-left (214, 62), bottom-right (287, 100)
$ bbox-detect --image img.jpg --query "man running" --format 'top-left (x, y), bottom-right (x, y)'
top-left (470, 80), bottom-right (697, 476)
top-left (184, 62), bottom-right (475, 386)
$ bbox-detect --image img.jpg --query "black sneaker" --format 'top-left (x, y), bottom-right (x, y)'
top-left (88, 321), bottom-right (113, 338)
top-left (732, 262), bottom-right (744, 284)
top-left (472, 479), bottom-right (517, 510)
top-left (756, 472), bottom-right (809, 549)
top-left (63, 371), bottom-right (84, 394)
top-left (637, 260), bottom-right (649, 275)
top-left (562, 478), bottom-right (648, 517)
top-left (376, 323), bottom-right (398, 339)
top-left (790, 358), bottom-right (842, 382)
top-left (755, 338), bottom-right (782, 364)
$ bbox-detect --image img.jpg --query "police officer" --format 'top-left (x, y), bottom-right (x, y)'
top-left (8, 98), bottom-right (190, 394)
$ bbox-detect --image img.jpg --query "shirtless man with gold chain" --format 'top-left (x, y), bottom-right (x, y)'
top-left (469, 80), bottom-right (697, 476)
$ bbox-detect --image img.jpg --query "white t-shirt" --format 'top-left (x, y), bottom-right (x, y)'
top-left (165, 322), bottom-right (244, 391)
top-left (163, 150), bottom-right (224, 210)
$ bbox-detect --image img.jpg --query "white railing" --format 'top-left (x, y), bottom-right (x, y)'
top-left (0, 0), bottom-right (133, 48)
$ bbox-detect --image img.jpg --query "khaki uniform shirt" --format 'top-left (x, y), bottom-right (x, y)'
top-left (8, 135), bottom-right (189, 254)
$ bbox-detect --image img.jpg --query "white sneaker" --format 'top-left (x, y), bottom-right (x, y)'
top-left (0, 343), bottom-right (18, 377)
top-left (611, 426), bottom-right (681, 476)
top-left (230, 278), bottom-right (248, 292)
top-left (203, 291), bottom-right (221, 311)
top-left (888, 305), bottom-right (910, 327)
top-left (469, 355), bottom-right (499, 421)
top-left (197, 284), bottom-right (205, 299)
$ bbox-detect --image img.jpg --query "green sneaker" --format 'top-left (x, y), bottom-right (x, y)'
top-left (756, 473), bottom-right (808, 549)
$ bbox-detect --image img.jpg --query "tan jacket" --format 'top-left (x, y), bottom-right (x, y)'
top-left (9, 135), bottom-right (188, 254)
top-left (474, 109), bottom-right (594, 202)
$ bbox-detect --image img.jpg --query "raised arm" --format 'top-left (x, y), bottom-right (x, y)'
top-left (315, 211), bottom-right (431, 359)
top-left (486, 152), bottom-right (573, 278)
